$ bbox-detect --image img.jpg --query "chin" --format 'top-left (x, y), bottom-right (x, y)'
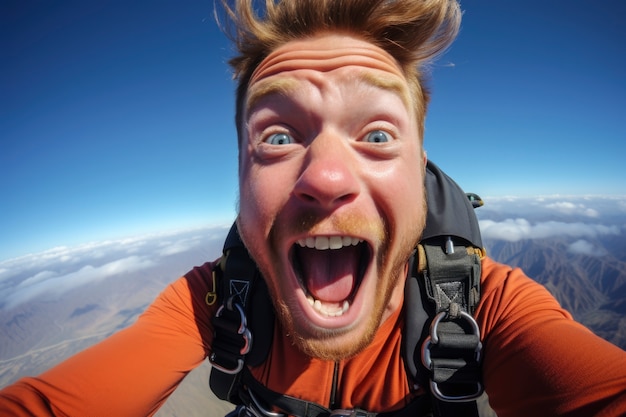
top-left (274, 295), bottom-right (380, 361)
top-left (271, 259), bottom-right (404, 361)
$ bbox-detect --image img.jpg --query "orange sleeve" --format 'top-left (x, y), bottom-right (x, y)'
top-left (478, 257), bottom-right (626, 417)
top-left (0, 262), bottom-right (219, 417)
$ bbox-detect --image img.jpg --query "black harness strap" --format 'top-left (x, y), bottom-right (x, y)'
top-left (242, 368), bottom-right (335, 417)
top-left (420, 243), bottom-right (481, 314)
top-left (240, 367), bottom-right (434, 417)
top-left (210, 225), bottom-right (275, 403)
top-left (418, 241), bottom-right (483, 416)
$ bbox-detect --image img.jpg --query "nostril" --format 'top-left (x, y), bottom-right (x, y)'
top-left (337, 194), bottom-right (355, 203)
top-left (299, 193), bottom-right (317, 203)
top-left (295, 187), bottom-right (357, 207)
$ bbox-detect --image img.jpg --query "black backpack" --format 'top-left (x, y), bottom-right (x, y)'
top-left (209, 161), bottom-right (485, 417)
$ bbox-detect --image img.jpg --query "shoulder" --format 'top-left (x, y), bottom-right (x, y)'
top-left (151, 260), bottom-right (220, 307)
top-left (478, 256), bottom-right (570, 318)
top-left (140, 259), bottom-right (222, 339)
top-left (475, 257), bottom-right (626, 416)
top-left (475, 256), bottom-right (577, 346)
top-left (182, 260), bottom-right (221, 301)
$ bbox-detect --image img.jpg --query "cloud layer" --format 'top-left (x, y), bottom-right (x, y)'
top-left (0, 226), bottom-right (229, 310)
top-left (479, 218), bottom-right (620, 242)
top-left (477, 195), bottom-right (625, 250)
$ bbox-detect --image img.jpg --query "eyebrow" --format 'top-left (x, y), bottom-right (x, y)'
top-left (358, 71), bottom-right (411, 110)
top-left (245, 78), bottom-right (300, 115)
top-left (245, 71), bottom-right (411, 115)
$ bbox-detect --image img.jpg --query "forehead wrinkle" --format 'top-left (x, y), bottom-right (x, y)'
top-left (246, 71), bottom-right (411, 120)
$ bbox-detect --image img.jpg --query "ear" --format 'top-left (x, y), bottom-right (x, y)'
top-left (423, 150), bottom-right (428, 166)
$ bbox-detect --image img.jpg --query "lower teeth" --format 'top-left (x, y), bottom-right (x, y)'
top-left (307, 296), bottom-right (350, 317)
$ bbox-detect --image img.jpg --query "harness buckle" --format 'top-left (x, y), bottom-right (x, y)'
top-left (421, 310), bottom-right (483, 403)
top-left (330, 409), bottom-right (369, 417)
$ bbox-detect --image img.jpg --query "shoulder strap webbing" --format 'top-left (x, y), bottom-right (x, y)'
top-left (417, 241), bottom-right (483, 416)
top-left (209, 223), bottom-right (275, 403)
top-left (414, 161), bottom-right (484, 416)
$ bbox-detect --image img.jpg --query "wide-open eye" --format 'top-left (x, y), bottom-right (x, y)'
top-left (266, 132), bottom-right (294, 145)
top-left (364, 130), bottom-right (391, 143)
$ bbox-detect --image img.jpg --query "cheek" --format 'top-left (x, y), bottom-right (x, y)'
top-left (239, 163), bottom-right (291, 229)
top-left (238, 167), bottom-right (279, 268)
top-left (377, 161), bottom-right (426, 236)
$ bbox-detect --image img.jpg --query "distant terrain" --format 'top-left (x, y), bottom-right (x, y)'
top-left (0, 227), bottom-right (228, 387)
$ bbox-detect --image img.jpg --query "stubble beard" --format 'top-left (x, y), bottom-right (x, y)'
top-left (276, 246), bottom-right (411, 361)
top-left (257, 211), bottom-right (423, 361)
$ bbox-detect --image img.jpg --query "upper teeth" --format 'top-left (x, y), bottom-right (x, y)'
top-left (297, 236), bottom-right (362, 250)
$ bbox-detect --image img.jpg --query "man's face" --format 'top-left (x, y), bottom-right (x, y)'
top-left (237, 34), bottom-right (426, 360)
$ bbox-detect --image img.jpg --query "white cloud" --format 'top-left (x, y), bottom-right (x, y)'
top-left (567, 239), bottom-right (606, 257)
top-left (16, 270), bottom-right (57, 288)
top-left (157, 234), bottom-right (205, 256)
top-left (545, 201), bottom-right (599, 217)
top-left (479, 218), bottom-right (620, 242)
top-left (3, 256), bottom-right (155, 309)
top-left (479, 218), bottom-right (531, 241)
top-left (482, 195), bottom-right (626, 220)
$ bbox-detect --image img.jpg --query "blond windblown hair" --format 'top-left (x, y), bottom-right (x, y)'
top-left (217, 0), bottom-right (461, 144)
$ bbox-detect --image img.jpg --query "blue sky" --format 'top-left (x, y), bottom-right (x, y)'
top-left (2, 1), bottom-right (625, 261)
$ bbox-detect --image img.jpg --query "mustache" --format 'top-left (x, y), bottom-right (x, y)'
top-left (276, 208), bottom-right (387, 243)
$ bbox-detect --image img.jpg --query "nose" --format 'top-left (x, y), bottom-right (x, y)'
top-left (293, 133), bottom-right (360, 209)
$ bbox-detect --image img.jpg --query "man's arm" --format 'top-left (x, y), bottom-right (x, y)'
top-left (0, 262), bottom-right (218, 417)
top-left (478, 257), bottom-right (626, 417)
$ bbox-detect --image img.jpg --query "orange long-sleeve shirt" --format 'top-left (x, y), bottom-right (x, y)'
top-left (1, 257), bottom-right (625, 416)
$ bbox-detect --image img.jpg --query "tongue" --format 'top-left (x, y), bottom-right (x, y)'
top-left (298, 245), bottom-right (360, 303)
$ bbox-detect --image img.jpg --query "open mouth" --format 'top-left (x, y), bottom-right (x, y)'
top-left (291, 236), bottom-right (371, 318)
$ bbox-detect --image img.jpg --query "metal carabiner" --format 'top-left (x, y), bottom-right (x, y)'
top-left (210, 299), bottom-right (253, 374)
top-left (420, 310), bottom-right (483, 403)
